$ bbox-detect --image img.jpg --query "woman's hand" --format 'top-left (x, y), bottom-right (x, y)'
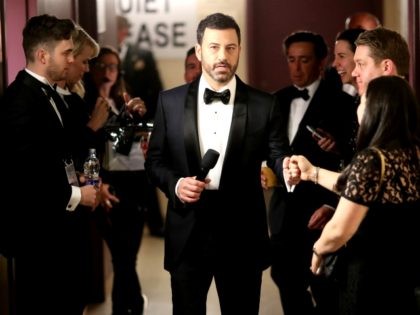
top-left (289, 155), bottom-right (314, 181)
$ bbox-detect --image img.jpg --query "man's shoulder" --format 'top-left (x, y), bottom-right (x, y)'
top-left (4, 71), bottom-right (33, 98)
top-left (237, 78), bottom-right (274, 100)
top-left (272, 85), bottom-right (295, 98)
top-left (318, 79), bottom-right (354, 104)
top-left (162, 83), bottom-right (189, 95)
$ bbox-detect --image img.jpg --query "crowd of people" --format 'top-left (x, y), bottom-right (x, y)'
top-left (0, 9), bottom-right (419, 315)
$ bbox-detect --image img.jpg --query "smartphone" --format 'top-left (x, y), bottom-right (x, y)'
top-left (306, 125), bottom-right (323, 140)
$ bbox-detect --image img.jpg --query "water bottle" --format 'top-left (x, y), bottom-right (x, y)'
top-left (83, 148), bottom-right (100, 187)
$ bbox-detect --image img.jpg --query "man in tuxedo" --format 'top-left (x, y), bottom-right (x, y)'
top-left (0, 14), bottom-right (97, 315)
top-left (268, 31), bottom-right (354, 315)
top-left (145, 12), bottom-right (292, 315)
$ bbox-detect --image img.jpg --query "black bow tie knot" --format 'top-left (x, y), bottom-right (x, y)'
top-left (291, 87), bottom-right (310, 101)
top-left (204, 88), bottom-right (231, 105)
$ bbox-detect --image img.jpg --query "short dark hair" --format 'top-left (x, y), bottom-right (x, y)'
top-left (186, 46), bottom-right (195, 58)
top-left (22, 14), bottom-right (75, 63)
top-left (335, 28), bottom-right (365, 53)
top-left (355, 27), bottom-right (410, 78)
top-left (196, 13), bottom-right (241, 45)
top-left (283, 31), bottom-right (328, 60)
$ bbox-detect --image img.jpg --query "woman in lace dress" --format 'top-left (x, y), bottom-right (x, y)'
top-left (288, 75), bottom-right (420, 315)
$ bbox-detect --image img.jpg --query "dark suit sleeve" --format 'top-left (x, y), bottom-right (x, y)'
top-left (268, 94), bottom-right (291, 182)
top-left (144, 91), bottom-right (184, 208)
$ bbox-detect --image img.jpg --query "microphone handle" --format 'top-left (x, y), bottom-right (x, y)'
top-left (196, 168), bottom-right (208, 181)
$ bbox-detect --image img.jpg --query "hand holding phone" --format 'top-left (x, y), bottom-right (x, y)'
top-left (306, 125), bottom-right (323, 140)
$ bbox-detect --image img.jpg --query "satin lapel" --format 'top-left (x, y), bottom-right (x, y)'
top-left (184, 79), bottom-right (202, 175)
top-left (220, 77), bottom-right (247, 186)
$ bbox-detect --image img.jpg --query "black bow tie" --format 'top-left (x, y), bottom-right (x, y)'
top-left (204, 88), bottom-right (231, 105)
top-left (291, 87), bottom-right (309, 101)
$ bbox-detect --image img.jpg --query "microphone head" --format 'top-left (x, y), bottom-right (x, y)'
top-left (201, 149), bottom-right (219, 170)
top-left (196, 149), bottom-right (220, 181)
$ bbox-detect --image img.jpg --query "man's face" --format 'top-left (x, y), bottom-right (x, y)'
top-left (332, 40), bottom-right (356, 86)
top-left (352, 45), bottom-right (384, 95)
top-left (184, 52), bottom-right (202, 83)
top-left (286, 42), bottom-right (323, 88)
top-left (196, 28), bottom-right (240, 90)
top-left (66, 46), bottom-right (94, 88)
top-left (45, 39), bottom-right (74, 82)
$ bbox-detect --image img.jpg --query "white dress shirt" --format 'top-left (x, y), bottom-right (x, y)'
top-left (197, 76), bottom-right (236, 189)
top-left (287, 79), bottom-right (320, 143)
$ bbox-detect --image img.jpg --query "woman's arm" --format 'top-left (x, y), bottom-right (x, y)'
top-left (311, 197), bottom-right (368, 274)
top-left (289, 155), bottom-right (341, 192)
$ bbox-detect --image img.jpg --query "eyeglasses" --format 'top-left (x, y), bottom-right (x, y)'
top-left (94, 62), bottom-right (119, 72)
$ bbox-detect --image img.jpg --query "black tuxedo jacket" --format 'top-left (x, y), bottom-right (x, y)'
top-left (269, 79), bottom-right (355, 243)
top-left (0, 70), bottom-right (74, 254)
top-left (145, 76), bottom-right (290, 271)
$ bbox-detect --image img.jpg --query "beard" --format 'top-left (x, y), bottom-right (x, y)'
top-left (202, 60), bottom-right (238, 85)
top-left (46, 58), bottom-right (67, 82)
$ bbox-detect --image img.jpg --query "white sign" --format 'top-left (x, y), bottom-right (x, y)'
top-left (116, 0), bottom-right (197, 58)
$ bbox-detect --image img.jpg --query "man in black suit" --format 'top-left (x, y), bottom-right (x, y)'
top-left (145, 13), bottom-right (292, 315)
top-left (268, 31), bottom-right (354, 315)
top-left (117, 15), bottom-right (163, 122)
top-left (0, 15), bottom-right (97, 315)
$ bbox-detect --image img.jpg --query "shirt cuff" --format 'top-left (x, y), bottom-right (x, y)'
top-left (284, 180), bottom-right (295, 192)
top-left (175, 177), bottom-right (184, 201)
top-left (66, 186), bottom-right (81, 211)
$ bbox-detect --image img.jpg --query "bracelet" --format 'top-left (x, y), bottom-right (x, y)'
top-left (312, 166), bottom-right (320, 185)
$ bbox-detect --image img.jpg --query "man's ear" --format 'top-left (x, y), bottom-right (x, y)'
top-left (382, 59), bottom-right (397, 75)
top-left (195, 44), bottom-right (202, 62)
top-left (36, 47), bottom-right (48, 65)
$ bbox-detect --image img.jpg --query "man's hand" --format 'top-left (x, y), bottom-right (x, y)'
top-left (283, 157), bottom-right (301, 186)
top-left (314, 128), bottom-right (339, 154)
top-left (177, 177), bottom-right (208, 203)
top-left (307, 205), bottom-right (334, 230)
top-left (99, 183), bottom-right (120, 211)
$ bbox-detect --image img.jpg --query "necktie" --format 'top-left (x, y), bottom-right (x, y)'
top-left (204, 88), bottom-right (231, 105)
top-left (291, 87), bottom-right (309, 101)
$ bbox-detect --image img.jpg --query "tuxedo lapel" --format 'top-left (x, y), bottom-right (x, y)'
top-left (184, 80), bottom-right (202, 175)
top-left (20, 71), bottom-right (67, 129)
top-left (220, 77), bottom-right (247, 186)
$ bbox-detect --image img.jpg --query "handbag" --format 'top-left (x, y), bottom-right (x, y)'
top-left (319, 147), bottom-right (386, 279)
top-left (318, 248), bottom-right (343, 280)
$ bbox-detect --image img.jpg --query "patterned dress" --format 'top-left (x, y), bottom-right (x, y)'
top-left (338, 147), bottom-right (420, 315)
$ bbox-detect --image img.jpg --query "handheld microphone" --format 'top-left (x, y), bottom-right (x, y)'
top-left (196, 149), bottom-right (220, 181)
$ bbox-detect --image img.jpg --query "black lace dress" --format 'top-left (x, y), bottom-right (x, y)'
top-left (338, 147), bottom-right (420, 315)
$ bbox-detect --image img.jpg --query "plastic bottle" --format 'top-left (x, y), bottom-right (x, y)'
top-left (83, 148), bottom-right (100, 186)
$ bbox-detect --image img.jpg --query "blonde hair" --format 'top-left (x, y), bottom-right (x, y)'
top-left (71, 25), bottom-right (100, 97)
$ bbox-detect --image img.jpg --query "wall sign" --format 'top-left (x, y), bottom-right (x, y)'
top-left (116, 0), bottom-right (197, 58)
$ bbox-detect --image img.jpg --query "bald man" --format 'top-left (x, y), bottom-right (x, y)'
top-left (345, 11), bottom-right (381, 30)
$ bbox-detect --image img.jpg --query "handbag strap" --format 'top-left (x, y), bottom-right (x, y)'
top-left (371, 146), bottom-right (386, 193)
